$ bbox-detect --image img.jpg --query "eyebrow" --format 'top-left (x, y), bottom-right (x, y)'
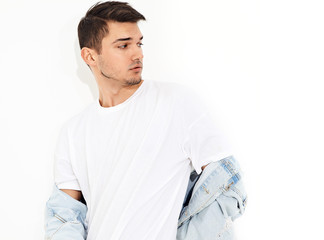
top-left (112, 36), bottom-right (143, 44)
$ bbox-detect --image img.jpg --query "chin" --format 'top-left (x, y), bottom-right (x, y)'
top-left (125, 77), bottom-right (142, 86)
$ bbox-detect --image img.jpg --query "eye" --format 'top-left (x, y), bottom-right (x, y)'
top-left (118, 44), bottom-right (128, 49)
top-left (137, 43), bottom-right (144, 47)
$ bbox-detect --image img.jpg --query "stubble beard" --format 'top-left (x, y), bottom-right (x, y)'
top-left (125, 77), bottom-right (142, 86)
top-left (100, 71), bottom-right (142, 87)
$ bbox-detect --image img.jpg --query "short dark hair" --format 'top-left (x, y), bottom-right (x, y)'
top-left (78, 1), bottom-right (146, 54)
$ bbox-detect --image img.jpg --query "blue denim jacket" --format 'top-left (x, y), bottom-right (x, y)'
top-left (44, 156), bottom-right (247, 240)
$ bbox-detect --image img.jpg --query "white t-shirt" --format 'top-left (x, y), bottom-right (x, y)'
top-left (54, 80), bottom-right (232, 240)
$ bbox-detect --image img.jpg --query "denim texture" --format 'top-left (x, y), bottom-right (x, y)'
top-left (177, 156), bottom-right (247, 240)
top-left (44, 185), bottom-right (88, 240)
top-left (44, 156), bottom-right (247, 240)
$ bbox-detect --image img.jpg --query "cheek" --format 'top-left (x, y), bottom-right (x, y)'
top-left (98, 51), bottom-right (129, 72)
top-left (98, 56), bottom-right (113, 70)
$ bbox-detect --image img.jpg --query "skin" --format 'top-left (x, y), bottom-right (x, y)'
top-left (201, 164), bottom-right (208, 171)
top-left (81, 21), bottom-right (144, 108)
top-left (61, 189), bottom-right (82, 201)
top-left (61, 20), bottom-right (208, 202)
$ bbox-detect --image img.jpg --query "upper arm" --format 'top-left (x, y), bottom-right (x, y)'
top-left (60, 189), bottom-right (83, 201)
top-left (183, 112), bottom-right (233, 175)
top-left (54, 124), bottom-right (82, 192)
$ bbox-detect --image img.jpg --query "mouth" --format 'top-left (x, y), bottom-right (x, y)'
top-left (130, 66), bottom-right (142, 71)
top-left (130, 63), bottom-right (143, 70)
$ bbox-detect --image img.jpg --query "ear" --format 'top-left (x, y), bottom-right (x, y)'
top-left (81, 47), bottom-right (97, 67)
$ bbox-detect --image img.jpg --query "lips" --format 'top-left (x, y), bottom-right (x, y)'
top-left (130, 65), bottom-right (142, 70)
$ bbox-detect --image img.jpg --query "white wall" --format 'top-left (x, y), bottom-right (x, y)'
top-left (0, 0), bottom-right (323, 239)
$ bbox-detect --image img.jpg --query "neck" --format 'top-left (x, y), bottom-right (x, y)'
top-left (97, 79), bottom-right (143, 108)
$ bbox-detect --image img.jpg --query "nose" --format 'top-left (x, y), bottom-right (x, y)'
top-left (132, 45), bottom-right (144, 62)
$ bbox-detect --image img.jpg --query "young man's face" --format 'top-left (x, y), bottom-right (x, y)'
top-left (96, 21), bottom-right (144, 86)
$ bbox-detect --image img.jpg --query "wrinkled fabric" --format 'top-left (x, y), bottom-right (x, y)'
top-left (44, 185), bottom-right (88, 240)
top-left (53, 80), bottom-right (234, 239)
top-left (177, 156), bottom-right (247, 240)
top-left (44, 156), bottom-right (247, 240)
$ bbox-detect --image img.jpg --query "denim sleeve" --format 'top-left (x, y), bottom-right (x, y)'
top-left (44, 184), bottom-right (88, 240)
top-left (177, 156), bottom-right (247, 240)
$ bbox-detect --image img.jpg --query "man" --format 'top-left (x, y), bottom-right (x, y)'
top-left (45, 1), bottom-right (243, 239)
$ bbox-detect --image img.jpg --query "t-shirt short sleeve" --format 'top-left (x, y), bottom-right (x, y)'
top-left (53, 123), bottom-right (81, 190)
top-left (181, 87), bottom-right (233, 175)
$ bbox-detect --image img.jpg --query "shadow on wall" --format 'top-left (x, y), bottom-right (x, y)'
top-left (74, 39), bottom-right (98, 100)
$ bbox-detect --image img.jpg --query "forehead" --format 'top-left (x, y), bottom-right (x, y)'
top-left (105, 21), bottom-right (142, 42)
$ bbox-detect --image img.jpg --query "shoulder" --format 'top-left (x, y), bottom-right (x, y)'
top-left (60, 101), bottom-right (95, 134)
top-left (148, 80), bottom-right (199, 100)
